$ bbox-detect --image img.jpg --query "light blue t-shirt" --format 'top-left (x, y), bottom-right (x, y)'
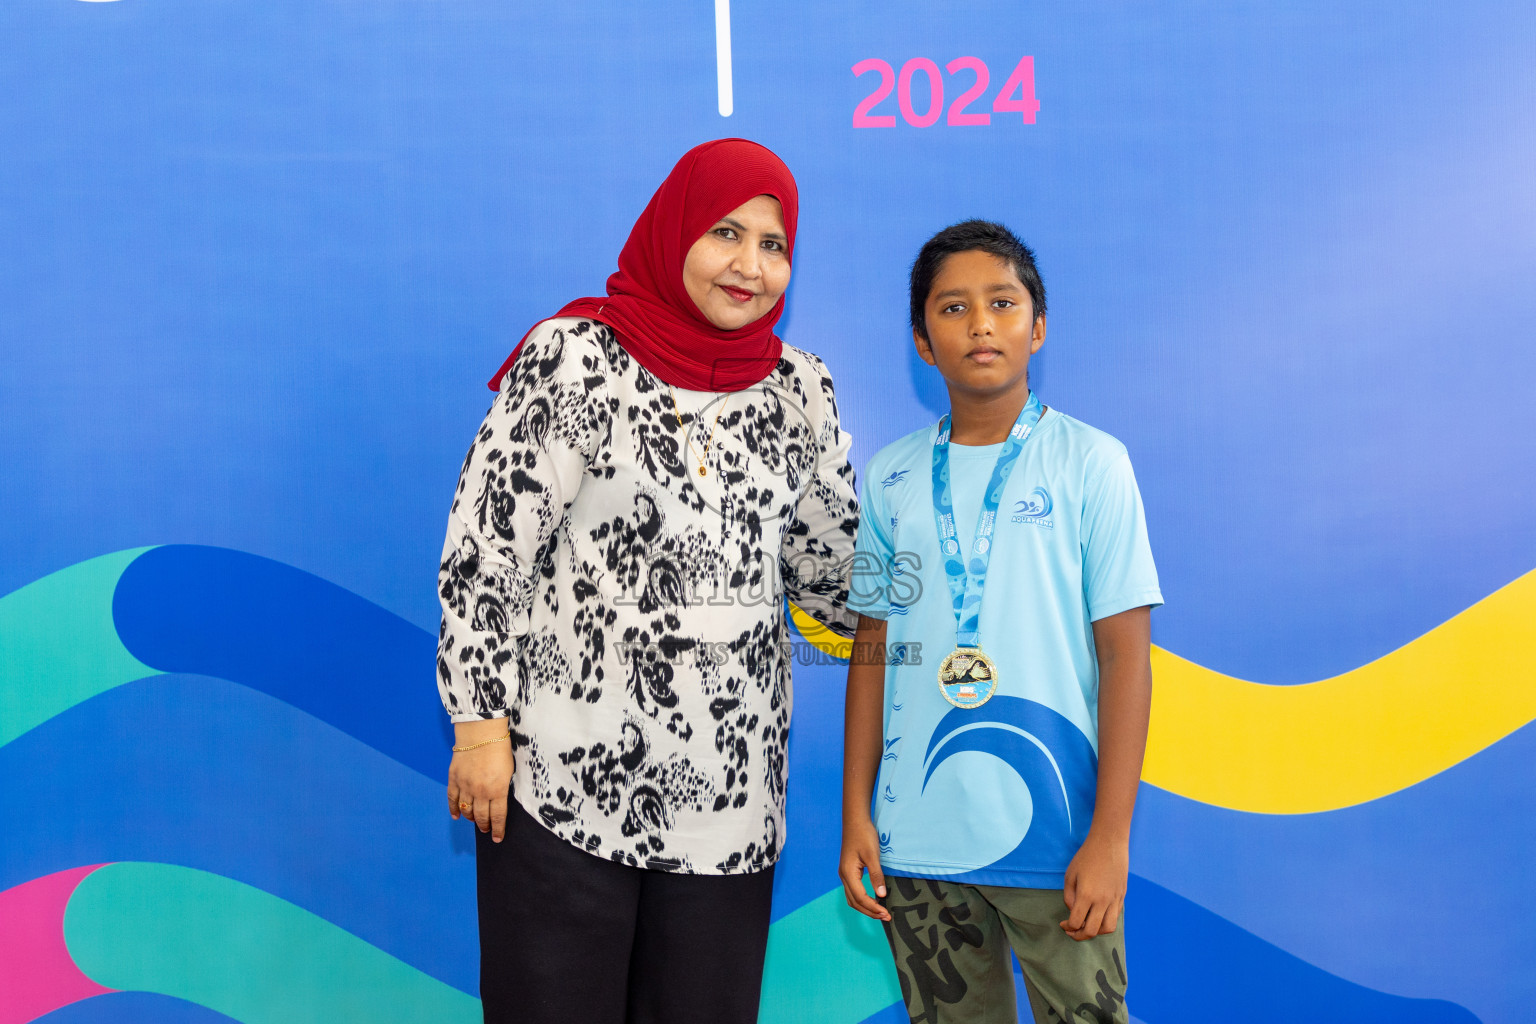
top-left (848, 403), bottom-right (1162, 887)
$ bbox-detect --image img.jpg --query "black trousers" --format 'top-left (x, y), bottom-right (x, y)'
top-left (476, 799), bottom-right (777, 1024)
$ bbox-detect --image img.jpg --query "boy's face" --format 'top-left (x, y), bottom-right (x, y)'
top-left (914, 250), bottom-right (1045, 403)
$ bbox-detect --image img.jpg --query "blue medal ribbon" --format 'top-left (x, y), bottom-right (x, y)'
top-left (931, 392), bottom-right (1045, 649)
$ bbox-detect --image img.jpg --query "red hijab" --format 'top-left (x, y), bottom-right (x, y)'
top-left (488, 138), bottom-right (799, 393)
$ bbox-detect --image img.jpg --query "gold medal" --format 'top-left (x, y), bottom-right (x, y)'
top-left (937, 647), bottom-right (998, 709)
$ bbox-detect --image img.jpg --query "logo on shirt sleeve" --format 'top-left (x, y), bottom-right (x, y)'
top-left (1011, 486), bottom-right (1054, 528)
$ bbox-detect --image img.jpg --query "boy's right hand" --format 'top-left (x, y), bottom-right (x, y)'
top-left (840, 817), bottom-right (891, 921)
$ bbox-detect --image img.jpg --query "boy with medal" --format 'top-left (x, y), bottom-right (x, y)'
top-left (841, 222), bottom-right (1162, 1023)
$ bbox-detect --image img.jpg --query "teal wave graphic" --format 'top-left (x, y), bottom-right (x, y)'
top-left (64, 862), bottom-right (481, 1024)
top-left (0, 548), bottom-right (156, 746)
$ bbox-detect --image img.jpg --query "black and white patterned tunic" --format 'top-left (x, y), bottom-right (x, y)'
top-left (437, 317), bottom-right (859, 874)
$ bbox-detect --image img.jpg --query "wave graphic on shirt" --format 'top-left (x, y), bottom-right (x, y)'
top-left (918, 697), bottom-right (1098, 879)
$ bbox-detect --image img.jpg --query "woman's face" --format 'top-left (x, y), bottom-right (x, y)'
top-left (682, 195), bottom-right (791, 331)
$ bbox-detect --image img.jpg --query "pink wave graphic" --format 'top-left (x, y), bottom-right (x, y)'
top-left (0, 865), bottom-right (115, 1024)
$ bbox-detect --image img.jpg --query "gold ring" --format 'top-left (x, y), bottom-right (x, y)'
top-left (459, 801), bottom-right (471, 811)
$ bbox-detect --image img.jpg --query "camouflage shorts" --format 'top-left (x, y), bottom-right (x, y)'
top-left (880, 876), bottom-right (1130, 1024)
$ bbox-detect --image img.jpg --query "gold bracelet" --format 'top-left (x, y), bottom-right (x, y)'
top-left (452, 732), bottom-right (510, 753)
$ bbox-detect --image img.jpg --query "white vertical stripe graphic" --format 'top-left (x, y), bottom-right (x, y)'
top-left (714, 0), bottom-right (734, 117)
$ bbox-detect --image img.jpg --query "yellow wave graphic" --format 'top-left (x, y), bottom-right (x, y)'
top-left (1145, 567), bottom-right (1536, 813)
top-left (787, 601), bottom-right (852, 658)
top-left (792, 569), bottom-right (1536, 814)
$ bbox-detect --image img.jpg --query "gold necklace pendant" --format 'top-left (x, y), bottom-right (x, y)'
top-left (670, 387), bottom-right (729, 480)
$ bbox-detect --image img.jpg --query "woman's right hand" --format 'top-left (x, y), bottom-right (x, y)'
top-left (447, 720), bottom-right (515, 843)
top-left (840, 816), bottom-right (891, 921)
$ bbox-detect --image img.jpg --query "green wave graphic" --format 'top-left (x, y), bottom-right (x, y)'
top-left (759, 887), bottom-right (899, 1023)
top-left (0, 548), bottom-right (158, 746)
top-left (64, 862), bottom-right (481, 1024)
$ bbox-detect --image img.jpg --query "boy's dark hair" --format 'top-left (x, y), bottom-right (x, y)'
top-left (909, 220), bottom-right (1047, 340)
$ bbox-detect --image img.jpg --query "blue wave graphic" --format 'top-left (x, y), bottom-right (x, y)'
top-left (34, 992), bottom-right (241, 1024)
top-left (859, 1004), bottom-right (913, 1024)
top-left (1127, 876), bottom-right (1479, 1023)
top-left (1135, 716), bottom-right (1536, 1024)
top-left (921, 696), bottom-right (1097, 879)
top-left (0, 675), bottom-right (478, 994)
top-left (1, 544), bottom-right (1492, 1021)
top-left (112, 546), bottom-right (451, 782)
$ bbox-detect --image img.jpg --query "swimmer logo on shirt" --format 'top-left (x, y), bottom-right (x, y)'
top-left (1011, 486), bottom-right (1054, 528)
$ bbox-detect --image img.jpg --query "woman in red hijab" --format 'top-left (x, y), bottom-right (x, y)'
top-left (434, 139), bottom-right (860, 1023)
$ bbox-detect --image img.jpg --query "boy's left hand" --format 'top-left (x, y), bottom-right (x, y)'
top-left (1060, 831), bottom-right (1128, 941)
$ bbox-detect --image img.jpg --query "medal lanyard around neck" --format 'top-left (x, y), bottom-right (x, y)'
top-left (931, 392), bottom-right (1045, 649)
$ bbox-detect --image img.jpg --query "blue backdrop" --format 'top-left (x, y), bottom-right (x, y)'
top-left (3, 2), bottom-right (1534, 1022)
